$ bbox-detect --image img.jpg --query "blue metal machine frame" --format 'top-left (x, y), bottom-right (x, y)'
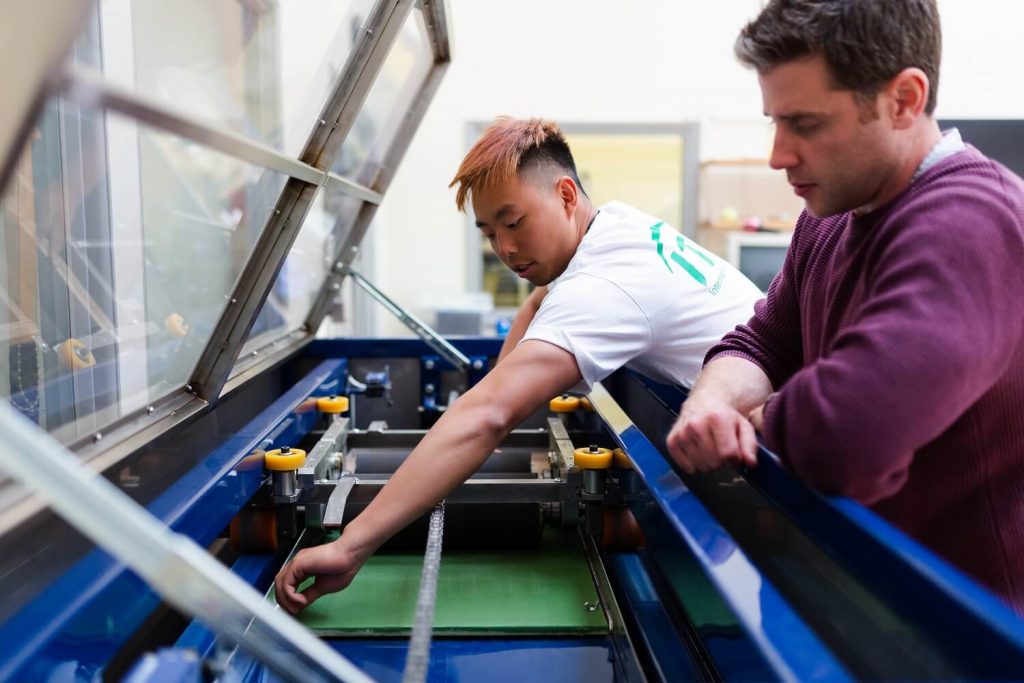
top-left (7, 339), bottom-right (1024, 682)
top-left (0, 359), bottom-right (347, 681)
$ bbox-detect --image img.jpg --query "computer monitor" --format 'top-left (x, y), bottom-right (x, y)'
top-left (725, 231), bottom-right (792, 292)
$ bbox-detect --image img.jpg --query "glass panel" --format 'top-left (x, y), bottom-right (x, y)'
top-left (241, 8), bottom-right (435, 354)
top-left (0, 97), bottom-right (287, 444)
top-left (333, 7), bottom-right (433, 187)
top-left (89, 0), bottom-right (376, 157)
top-left (243, 188), bottom-right (364, 355)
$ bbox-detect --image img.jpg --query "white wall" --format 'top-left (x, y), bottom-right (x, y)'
top-left (371, 0), bottom-right (1024, 336)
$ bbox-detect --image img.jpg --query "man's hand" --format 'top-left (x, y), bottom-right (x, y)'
top-left (274, 539), bottom-right (368, 614)
top-left (666, 399), bottom-right (758, 475)
top-left (748, 402), bottom-right (766, 433)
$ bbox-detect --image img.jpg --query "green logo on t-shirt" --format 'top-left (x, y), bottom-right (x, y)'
top-left (649, 221), bottom-right (725, 295)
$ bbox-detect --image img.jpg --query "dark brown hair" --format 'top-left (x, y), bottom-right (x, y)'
top-left (735, 0), bottom-right (942, 115)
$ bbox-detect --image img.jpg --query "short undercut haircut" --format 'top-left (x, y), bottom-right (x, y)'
top-left (734, 0), bottom-right (942, 115)
top-left (450, 117), bottom-right (585, 213)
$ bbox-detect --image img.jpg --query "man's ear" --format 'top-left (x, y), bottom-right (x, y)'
top-left (887, 67), bottom-right (930, 130)
top-left (556, 175), bottom-right (578, 214)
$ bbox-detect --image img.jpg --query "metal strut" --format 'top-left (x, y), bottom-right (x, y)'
top-left (342, 266), bottom-right (470, 372)
top-left (402, 502), bottom-right (446, 683)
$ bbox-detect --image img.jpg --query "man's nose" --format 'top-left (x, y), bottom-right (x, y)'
top-left (769, 128), bottom-right (799, 170)
top-left (494, 232), bottom-right (516, 260)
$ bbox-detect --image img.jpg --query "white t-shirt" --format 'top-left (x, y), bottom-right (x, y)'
top-left (521, 201), bottom-right (763, 392)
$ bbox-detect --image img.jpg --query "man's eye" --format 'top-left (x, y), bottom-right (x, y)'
top-left (507, 217), bottom-right (523, 229)
top-left (793, 119), bottom-right (820, 134)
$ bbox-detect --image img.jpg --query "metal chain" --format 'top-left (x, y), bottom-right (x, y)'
top-left (402, 502), bottom-right (445, 683)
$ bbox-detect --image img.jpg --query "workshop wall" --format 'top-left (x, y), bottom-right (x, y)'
top-left (365, 0), bottom-right (1024, 337)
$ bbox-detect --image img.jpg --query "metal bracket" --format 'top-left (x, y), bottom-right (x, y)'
top-left (342, 266), bottom-right (470, 371)
top-left (297, 417), bottom-right (350, 489)
top-left (323, 474), bottom-right (357, 528)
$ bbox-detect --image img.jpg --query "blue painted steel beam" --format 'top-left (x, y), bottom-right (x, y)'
top-left (602, 386), bottom-right (853, 682)
top-left (238, 638), bottom-right (618, 683)
top-left (0, 359), bottom-right (346, 681)
top-left (747, 451), bottom-right (1024, 677)
top-left (608, 552), bottom-right (702, 682)
top-left (628, 370), bottom-right (1024, 676)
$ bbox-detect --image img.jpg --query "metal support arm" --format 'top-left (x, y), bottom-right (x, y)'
top-left (344, 266), bottom-right (470, 371)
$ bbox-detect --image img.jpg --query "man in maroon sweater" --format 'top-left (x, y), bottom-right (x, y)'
top-left (666, 0), bottom-right (1024, 614)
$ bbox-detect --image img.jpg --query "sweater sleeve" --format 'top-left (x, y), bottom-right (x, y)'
top-left (705, 216), bottom-right (810, 388)
top-left (763, 182), bottom-right (1024, 503)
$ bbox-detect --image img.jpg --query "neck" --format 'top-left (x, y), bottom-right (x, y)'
top-left (856, 118), bottom-right (942, 215)
top-left (573, 197), bottom-right (597, 244)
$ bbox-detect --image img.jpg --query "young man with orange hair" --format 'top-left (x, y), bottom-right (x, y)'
top-left (274, 117), bottom-right (761, 613)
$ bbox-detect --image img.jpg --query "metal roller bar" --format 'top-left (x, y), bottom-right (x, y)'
top-left (0, 401), bottom-right (372, 683)
top-left (347, 427), bottom-right (549, 450)
top-left (343, 477), bottom-right (562, 506)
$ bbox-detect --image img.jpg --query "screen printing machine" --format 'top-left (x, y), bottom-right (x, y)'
top-left (2, 2), bottom-right (1024, 682)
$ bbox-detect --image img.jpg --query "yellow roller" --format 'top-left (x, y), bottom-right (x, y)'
top-left (549, 394), bottom-right (580, 413)
top-left (317, 395), bottom-right (350, 414)
top-left (264, 447), bottom-right (306, 471)
top-left (579, 397), bottom-right (595, 412)
top-left (56, 339), bottom-right (96, 371)
top-left (165, 312), bottom-right (190, 338)
top-left (574, 445), bottom-right (612, 470)
top-left (612, 447), bottom-right (632, 469)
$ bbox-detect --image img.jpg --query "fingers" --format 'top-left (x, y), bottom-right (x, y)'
top-left (273, 542), bottom-right (362, 615)
top-left (274, 549), bottom-right (311, 615)
top-left (738, 418), bottom-right (759, 467)
top-left (666, 405), bottom-right (759, 474)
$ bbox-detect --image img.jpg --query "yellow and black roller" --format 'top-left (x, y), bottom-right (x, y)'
top-left (579, 397), bottom-right (595, 412)
top-left (549, 394), bottom-right (580, 413)
top-left (264, 446), bottom-right (306, 471)
top-left (56, 339), bottom-right (96, 371)
top-left (165, 312), bottom-right (189, 337)
top-left (574, 445), bottom-right (612, 469)
top-left (317, 395), bottom-right (350, 414)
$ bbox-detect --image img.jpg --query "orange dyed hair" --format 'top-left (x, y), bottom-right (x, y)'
top-left (449, 117), bottom-right (580, 212)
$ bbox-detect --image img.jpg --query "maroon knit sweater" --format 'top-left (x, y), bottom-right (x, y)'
top-left (708, 146), bottom-right (1024, 615)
